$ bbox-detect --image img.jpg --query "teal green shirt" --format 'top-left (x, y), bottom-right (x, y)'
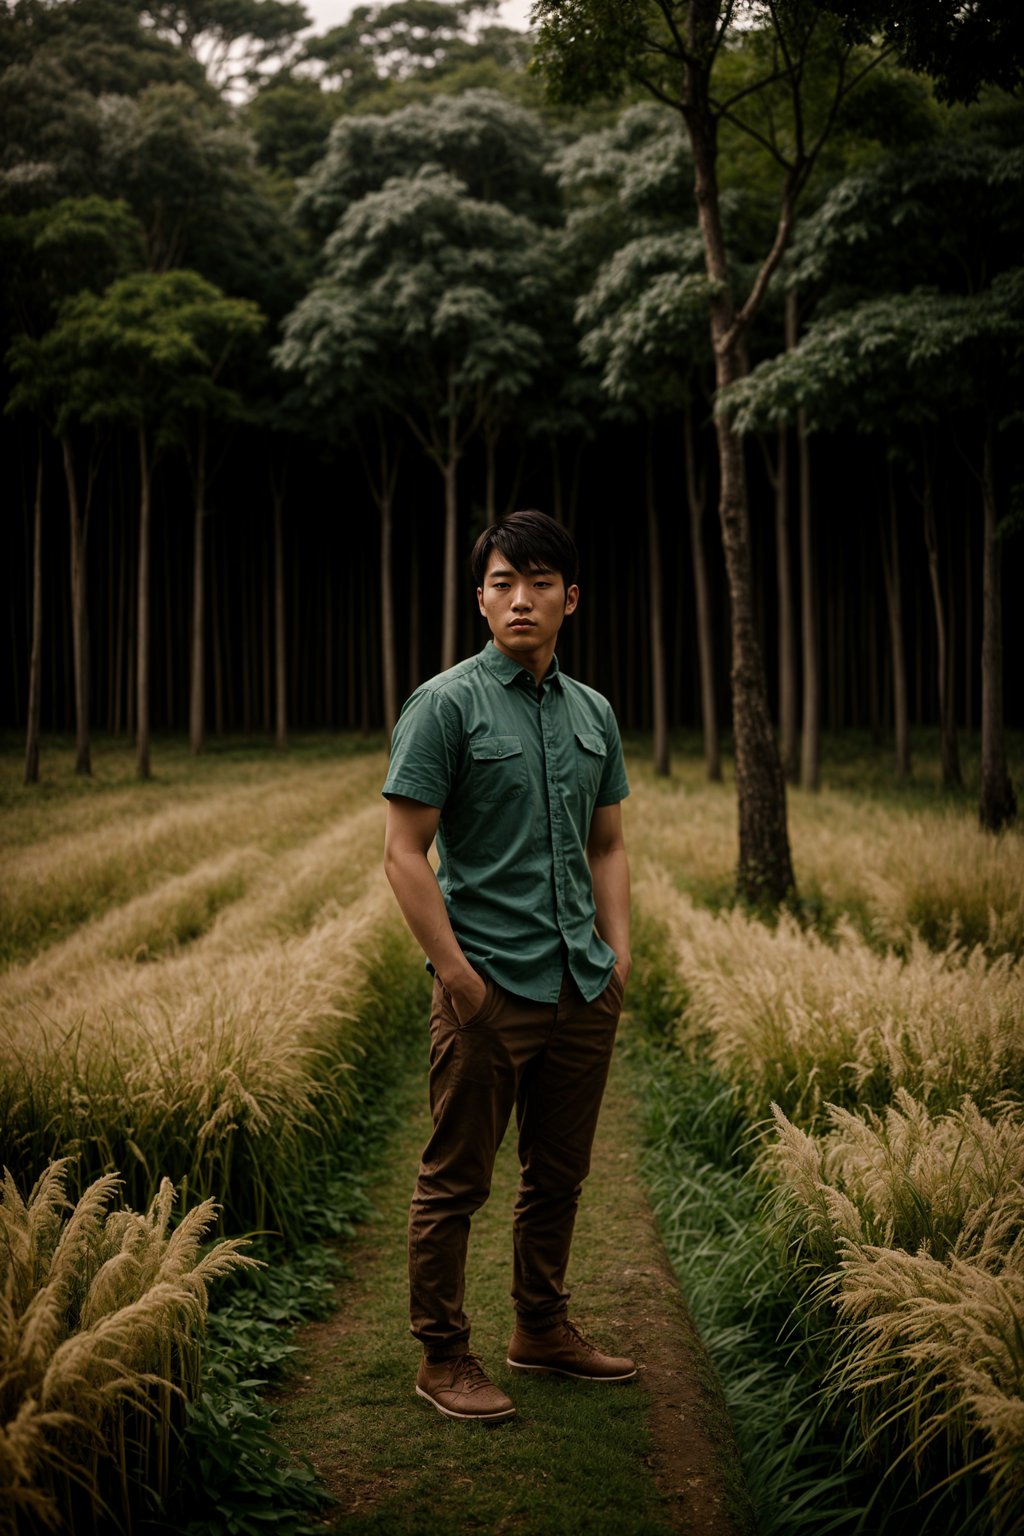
top-left (382, 641), bottom-right (630, 1003)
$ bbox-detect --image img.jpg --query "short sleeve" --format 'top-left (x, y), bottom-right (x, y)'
top-left (595, 709), bottom-right (630, 807)
top-left (381, 689), bottom-right (458, 808)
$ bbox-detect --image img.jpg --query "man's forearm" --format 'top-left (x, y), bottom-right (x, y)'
top-left (383, 849), bottom-right (479, 995)
top-left (589, 846), bottom-right (631, 976)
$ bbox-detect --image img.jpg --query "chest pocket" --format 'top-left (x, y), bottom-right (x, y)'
top-left (468, 735), bottom-right (527, 803)
top-left (574, 730), bottom-right (607, 802)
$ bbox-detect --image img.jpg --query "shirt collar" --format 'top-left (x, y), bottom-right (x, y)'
top-left (479, 640), bottom-right (563, 690)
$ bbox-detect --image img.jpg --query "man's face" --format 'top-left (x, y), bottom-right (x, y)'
top-left (477, 549), bottom-right (579, 663)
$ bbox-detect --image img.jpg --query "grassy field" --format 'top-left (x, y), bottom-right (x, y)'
top-left (624, 733), bottom-right (1024, 1535)
top-left (1, 728), bottom-right (1021, 1533)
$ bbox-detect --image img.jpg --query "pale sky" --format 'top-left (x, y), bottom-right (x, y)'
top-left (301, 0), bottom-right (535, 36)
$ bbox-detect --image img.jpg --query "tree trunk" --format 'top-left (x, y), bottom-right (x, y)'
top-left (136, 425), bottom-right (151, 780)
top-left (211, 536), bottom-right (224, 736)
top-left (978, 426), bottom-right (1016, 830)
top-left (273, 480), bottom-right (287, 750)
top-left (62, 435), bottom-right (91, 776)
top-left (684, 54), bottom-right (795, 904)
top-left (964, 507), bottom-right (973, 734)
top-left (380, 437), bottom-right (399, 745)
top-left (441, 374), bottom-right (459, 673)
top-left (646, 425), bottom-right (670, 776)
top-left (114, 493), bottom-right (126, 737)
top-left (484, 421), bottom-right (498, 526)
top-left (23, 440), bottom-right (43, 785)
top-left (777, 293), bottom-right (798, 781)
top-left (408, 522), bottom-right (420, 694)
top-left (797, 409), bottom-right (819, 791)
top-left (189, 416), bottom-right (207, 753)
top-left (880, 472), bottom-right (911, 778)
top-left (684, 401), bottom-right (720, 781)
top-left (921, 456), bottom-right (961, 788)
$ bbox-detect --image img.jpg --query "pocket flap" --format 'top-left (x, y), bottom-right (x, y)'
top-left (575, 731), bottom-right (607, 757)
top-left (470, 735), bottom-right (523, 762)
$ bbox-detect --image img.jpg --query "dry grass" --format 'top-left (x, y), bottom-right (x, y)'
top-left (634, 870), bottom-right (1024, 1127)
top-left (0, 1160), bottom-right (250, 1536)
top-left (763, 1094), bottom-right (1024, 1533)
top-left (0, 749), bottom-right (405, 1233)
top-left (0, 753), bottom-right (383, 964)
top-left (625, 761), bottom-right (1024, 955)
top-left (628, 754), bottom-right (1024, 1528)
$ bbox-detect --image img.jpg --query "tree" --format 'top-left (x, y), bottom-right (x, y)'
top-left (536, 2), bottom-right (877, 903)
top-left (294, 86), bottom-right (558, 240)
top-left (5, 195), bottom-right (145, 776)
top-left (723, 276), bottom-right (1023, 830)
top-left (25, 269), bottom-right (262, 777)
top-left (143, 0), bottom-right (310, 93)
top-left (556, 104), bottom-right (723, 777)
top-left (279, 165), bottom-right (552, 686)
top-left (534, 0), bottom-right (1024, 902)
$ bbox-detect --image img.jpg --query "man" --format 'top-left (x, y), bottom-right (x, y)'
top-left (382, 508), bottom-right (635, 1422)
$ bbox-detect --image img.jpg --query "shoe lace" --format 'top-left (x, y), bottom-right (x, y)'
top-left (452, 1352), bottom-right (493, 1391)
top-left (561, 1320), bottom-right (597, 1354)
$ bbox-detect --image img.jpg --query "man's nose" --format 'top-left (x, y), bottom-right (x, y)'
top-left (511, 586), bottom-right (533, 610)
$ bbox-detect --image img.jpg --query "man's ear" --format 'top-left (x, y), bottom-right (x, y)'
top-left (477, 586), bottom-right (486, 617)
top-left (564, 583), bottom-right (580, 616)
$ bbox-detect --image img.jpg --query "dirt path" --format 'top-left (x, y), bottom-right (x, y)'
top-left (272, 1023), bottom-right (753, 1535)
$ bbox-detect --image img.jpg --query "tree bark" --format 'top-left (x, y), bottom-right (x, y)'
top-left (797, 409), bottom-right (819, 791)
top-left (136, 425), bottom-right (151, 780)
top-left (880, 471), bottom-right (911, 779)
top-left (189, 416), bottom-right (207, 753)
top-left (62, 435), bottom-right (91, 776)
top-left (23, 440), bottom-right (43, 785)
top-left (683, 25), bottom-right (796, 904)
top-left (978, 425), bottom-right (1016, 830)
top-left (921, 454), bottom-right (962, 788)
top-left (272, 478), bottom-right (287, 750)
top-left (646, 425), bottom-right (670, 776)
top-left (441, 372), bottom-right (459, 673)
top-left (379, 432), bottom-right (399, 745)
top-left (684, 400), bottom-right (720, 781)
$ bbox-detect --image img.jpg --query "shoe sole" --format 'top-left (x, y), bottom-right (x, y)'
top-left (415, 1385), bottom-right (516, 1421)
top-left (506, 1358), bottom-right (637, 1382)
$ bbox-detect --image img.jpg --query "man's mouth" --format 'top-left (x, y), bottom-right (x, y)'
top-left (509, 620), bottom-right (535, 629)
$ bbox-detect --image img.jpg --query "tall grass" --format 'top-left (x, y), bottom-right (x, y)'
top-left (625, 759), bottom-right (1024, 955)
top-left (635, 871), bottom-right (1024, 1128)
top-left (765, 1094), bottom-right (1024, 1534)
top-left (0, 753), bottom-right (383, 964)
top-left (629, 747), bottom-right (1024, 1535)
top-left (0, 742), bottom-right (435, 1534)
top-left (0, 1160), bottom-right (249, 1536)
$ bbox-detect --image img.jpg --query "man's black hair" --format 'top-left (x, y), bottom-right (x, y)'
top-left (471, 509), bottom-right (579, 591)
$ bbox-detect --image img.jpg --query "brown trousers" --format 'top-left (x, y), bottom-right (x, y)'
top-left (408, 968), bottom-right (624, 1358)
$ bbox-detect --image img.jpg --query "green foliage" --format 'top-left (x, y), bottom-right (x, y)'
top-left (145, 0), bottom-right (310, 93)
top-left (721, 272), bottom-right (1024, 439)
top-left (826, 0), bottom-right (1024, 104)
top-left (294, 86), bottom-right (558, 239)
top-left (8, 268), bottom-right (263, 441)
top-left (278, 164), bottom-right (554, 450)
top-left (305, 0), bottom-right (532, 110)
top-left (243, 73), bottom-right (340, 178)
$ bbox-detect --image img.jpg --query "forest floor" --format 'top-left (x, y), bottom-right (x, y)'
top-left (269, 1016), bottom-right (754, 1536)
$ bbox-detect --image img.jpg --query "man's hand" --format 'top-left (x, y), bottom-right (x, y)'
top-left (447, 970), bottom-right (488, 1024)
top-left (613, 956), bottom-right (632, 991)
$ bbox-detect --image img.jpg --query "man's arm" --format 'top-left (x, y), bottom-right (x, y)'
top-left (586, 801), bottom-right (631, 987)
top-left (383, 794), bottom-right (487, 1022)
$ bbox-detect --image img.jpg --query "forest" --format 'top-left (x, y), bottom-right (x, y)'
top-left (3, 5), bottom-right (1024, 1535)
top-left (5, 1), bottom-right (1022, 858)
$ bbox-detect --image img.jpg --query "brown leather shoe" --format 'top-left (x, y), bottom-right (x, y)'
top-left (506, 1319), bottom-right (637, 1381)
top-left (415, 1351), bottom-right (516, 1421)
